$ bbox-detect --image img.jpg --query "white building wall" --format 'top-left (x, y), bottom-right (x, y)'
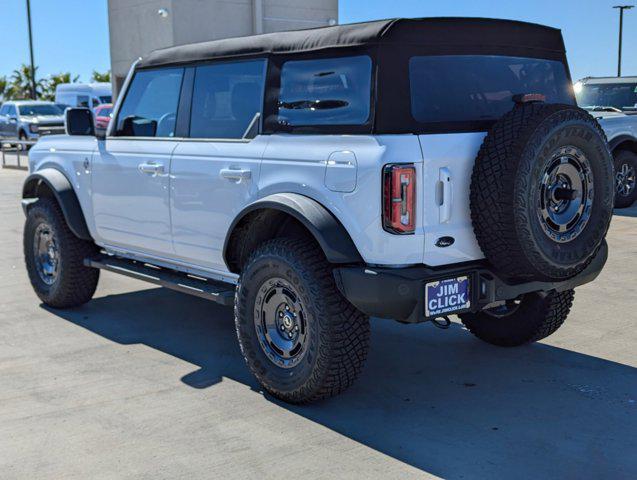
top-left (107, 0), bottom-right (338, 97)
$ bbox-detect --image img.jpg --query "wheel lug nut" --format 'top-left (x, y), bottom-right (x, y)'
top-left (288, 332), bottom-right (293, 339)
top-left (278, 311), bottom-right (283, 318)
top-left (280, 325), bottom-right (285, 331)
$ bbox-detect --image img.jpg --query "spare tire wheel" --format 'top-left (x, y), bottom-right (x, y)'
top-left (470, 103), bottom-right (614, 282)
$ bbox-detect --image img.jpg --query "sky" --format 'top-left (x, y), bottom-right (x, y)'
top-left (0, 0), bottom-right (635, 84)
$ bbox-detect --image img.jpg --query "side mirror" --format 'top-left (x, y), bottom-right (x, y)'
top-left (65, 108), bottom-right (97, 137)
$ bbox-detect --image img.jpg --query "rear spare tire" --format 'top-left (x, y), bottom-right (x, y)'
top-left (470, 103), bottom-right (614, 282)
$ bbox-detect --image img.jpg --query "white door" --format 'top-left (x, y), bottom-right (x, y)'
top-left (418, 133), bottom-right (485, 266)
top-left (169, 59), bottom-right (267, 272)
top-left (91, 67), bottom-right (185, 257)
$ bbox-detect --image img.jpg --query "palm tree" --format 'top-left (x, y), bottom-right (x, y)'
top-left (41, 72), bottom-right (80, 101)
top-left (91, 70), bottom-right (111, 83)
top-left (9, 64), bottom-right (44, 99)
top-left (0, 76), bottom-right (8, 101)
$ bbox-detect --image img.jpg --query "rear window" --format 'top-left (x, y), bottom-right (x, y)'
top-left (409, 55), bottom-right (573, 125)
top-left (277, 55), bottom-right (372, 126)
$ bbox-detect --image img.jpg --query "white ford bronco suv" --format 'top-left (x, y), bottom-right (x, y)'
top-left (22, 18), bottom-right (614, 403)
top-left (574, 76), bottom-right (637, 208)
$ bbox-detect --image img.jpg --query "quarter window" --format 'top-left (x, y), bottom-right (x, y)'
top-left (115, 68), bottom-right (184, 137)
top-left (190, 60), bottom-right (266, 139)
top-left (277, 55), bottom-right (372, 126)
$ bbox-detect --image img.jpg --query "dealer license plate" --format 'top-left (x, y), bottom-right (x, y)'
top-left (425, 276), bottom-right (470, 317)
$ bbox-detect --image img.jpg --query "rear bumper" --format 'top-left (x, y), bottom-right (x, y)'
top-left (333, 241), bottom-right (608, 323)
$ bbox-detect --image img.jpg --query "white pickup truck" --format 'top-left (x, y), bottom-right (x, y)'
top-left (575, 76), bottom-right (637, 208)
top-left (21, 18), bottom-right (614, 403)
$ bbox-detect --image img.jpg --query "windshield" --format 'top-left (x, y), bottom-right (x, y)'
top-left (409, 55), bottom-right (573, 126)
top-left (99, 95), bottom-right (112, 104)
top-left (575, 82), bottom-right (637, 111)
top-left (18, 104), bottom-right (63, 116)
top-left (98, 107), bottom-right (113, 116)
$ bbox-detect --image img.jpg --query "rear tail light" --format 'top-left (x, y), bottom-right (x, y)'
top-left (382, 164), bottom-right (416, 234)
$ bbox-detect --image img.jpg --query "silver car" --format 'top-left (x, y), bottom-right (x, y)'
top-left (0, 100), bottom-right (66, 145)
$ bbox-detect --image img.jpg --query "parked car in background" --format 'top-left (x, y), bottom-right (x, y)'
top-left (93, 103), bottom-right (113, 133)
top-left (575, 76), bottom-right (637, 207)
top-left (0, 100), bottom-right (65, 144)
top-left (55, 83), bottom-right (112, 109)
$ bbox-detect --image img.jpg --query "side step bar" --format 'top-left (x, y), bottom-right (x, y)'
top-left (84, 254), bottom-right (235, 306)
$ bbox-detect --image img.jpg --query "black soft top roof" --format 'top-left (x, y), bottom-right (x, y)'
top-left (139, 17), bottom-right (566, 68)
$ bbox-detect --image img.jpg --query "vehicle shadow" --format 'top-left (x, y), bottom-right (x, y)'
top-left (45, 287), bottom-right (637, 479)
top-left (614, 205), bottom-right (637, 218)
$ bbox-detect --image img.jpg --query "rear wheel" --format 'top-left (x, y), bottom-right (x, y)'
top-left (459, 289), bottom-right (574, 347)
top-left (234, 238), bottom-right (370, 404)
top-left (613, 150), bottom-right (637, 208)
top-left (24, 198), bottom-right (99, 308)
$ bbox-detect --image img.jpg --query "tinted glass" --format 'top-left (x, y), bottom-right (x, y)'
top-left (576, 82), bottom-right (637, 111)
top-left (190, 60), bottom-right (265, 139)
top-left (278, 56), bottom-right (372, 126)
top-left (0, 105), bottom-right (7, 115)
top-left (18, 104), bottom-right (62, 116)
top-left (409, 55), bottom-right (573, 124)
top-left (100, 95), bottom-right (112, 104)
top-left (116, 68), bottom-right (184, 137)
top-left (78, 95), bottom-right (90, 108)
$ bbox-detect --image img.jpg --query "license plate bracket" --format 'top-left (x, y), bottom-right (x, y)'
top-left (425, 275), bottom-right (471, 318)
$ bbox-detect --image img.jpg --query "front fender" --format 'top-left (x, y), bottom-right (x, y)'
top-left (22, 168), bottom-right (92, 240)
top-left (223, 193), bottom-right (363, 270)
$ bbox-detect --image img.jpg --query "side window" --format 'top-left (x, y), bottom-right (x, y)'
top-left (77, 95), bottom-right (90, 108)
top-left (7, 105), bottom-right (17, 116)
top-left (277, 55), bottom-right (372, 126)
top-left (115, 68), bottom-right (184, 137)
top-left (190, 59), bottom-right (266, 139)
top-left (0, 105), bottom-right (7, 115)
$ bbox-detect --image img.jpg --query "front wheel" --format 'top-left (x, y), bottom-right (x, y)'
top-left (24, 198), bottom-right (100, 308)
top-left (614, 150), bottom-right (637, 208)
top-left (234, 238), bottom-right (370, 404)
top-left (459, 289), bottom-right (575, 347)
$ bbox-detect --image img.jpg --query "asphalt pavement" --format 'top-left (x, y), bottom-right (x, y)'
top-left (1, 167), bottom-right (635, 479)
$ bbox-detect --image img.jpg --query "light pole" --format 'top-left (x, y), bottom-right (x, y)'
top-left (25, 0), bottom-right (37, 99)
top-left (613, 5), bottom-right (634, 77)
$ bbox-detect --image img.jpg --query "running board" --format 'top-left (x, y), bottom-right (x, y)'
top-left (84, 254), bottom-right (235, 306)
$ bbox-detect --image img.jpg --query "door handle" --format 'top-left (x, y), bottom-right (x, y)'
top-left (220, 168), bottom-right (251, 183)
top-left (438, 167), bottom-right (452, 223)
top-left (138, 162), bottom-right (164, 175)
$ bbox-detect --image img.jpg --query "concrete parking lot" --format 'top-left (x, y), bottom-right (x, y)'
top-left (1, 167), bottom-right (635, 479)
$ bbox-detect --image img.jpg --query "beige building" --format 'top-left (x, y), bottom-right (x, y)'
top-left (107, 0), bottom-right (338, 96)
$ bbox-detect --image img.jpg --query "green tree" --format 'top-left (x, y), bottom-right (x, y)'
top-left (91, 70), bottom-right (111, 83)
top-left (0, 76), bottom-right (7, 101)
top-left (41, 72), bottom-right (79, 101)
top-left (8, 64), bottom-right (45, 99)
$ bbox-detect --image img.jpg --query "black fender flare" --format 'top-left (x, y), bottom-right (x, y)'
top-left (22, 168), bottom-right (92, 241)
top-left (223, 193), bottom-right (363, 270)
top-left (608, 134), bottom-right (637, 153)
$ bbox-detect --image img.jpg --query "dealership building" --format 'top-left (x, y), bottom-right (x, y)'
top-left (107, 0), bottom-right (338, 96)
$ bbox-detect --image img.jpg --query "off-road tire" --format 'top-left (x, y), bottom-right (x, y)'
top-left (18, 131), bottom-right (28, 150)
top-left (471, 103), bottom-right (614, 282)
top-left (459, 289), bottom-right (575, 347)
top-left (234, 238), bottom-right (370, 404)
top-left (613, 149), bottom-right (637, 208)
top-left (24, 197), bottom-right (99, 307)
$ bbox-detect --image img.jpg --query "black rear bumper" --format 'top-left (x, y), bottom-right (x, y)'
top-left (333, 241), bottom-right (608, 323)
